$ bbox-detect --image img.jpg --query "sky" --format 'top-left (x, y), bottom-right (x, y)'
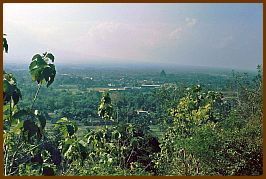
top-left (3, 3), bottom-right (263, 69)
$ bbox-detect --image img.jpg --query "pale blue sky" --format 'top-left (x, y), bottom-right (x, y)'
top-left (3, 3), bottom-right (262, 69)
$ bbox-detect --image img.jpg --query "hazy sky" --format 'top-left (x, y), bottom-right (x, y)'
top-left (3, 3), bottom-right (262, 69)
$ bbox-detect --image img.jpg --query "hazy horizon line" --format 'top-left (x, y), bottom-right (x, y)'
top-left (4, 61), bottom-right (258, 72)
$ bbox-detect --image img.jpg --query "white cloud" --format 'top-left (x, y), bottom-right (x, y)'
top-left (77, 21), bottom-right (172, 60)
top-left (185, 17), bottom-right (197, 27)
top-left (168, 17), bottom-right (197, 40)
top-left (168, 27), bottom-right (183, 40)
top-left (87, 21), bottom-right (122, 39)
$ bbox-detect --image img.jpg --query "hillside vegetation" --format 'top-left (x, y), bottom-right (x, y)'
top-left (3, 35), bottom-right (263, 176)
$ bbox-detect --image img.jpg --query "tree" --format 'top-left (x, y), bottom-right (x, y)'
top-left (3, 35), bottom-right (59, 175)
top-left (160, 70), bottom-right (166, 78)
top-left (29, 52), bottom-right (56, 109)
top-left (98, 92), bottom-right (113, 122)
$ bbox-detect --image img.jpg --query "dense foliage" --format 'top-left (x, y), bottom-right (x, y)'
top-left (3, 35), bottom-right (263, 176)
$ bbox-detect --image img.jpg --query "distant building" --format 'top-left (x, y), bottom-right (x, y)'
top-left (160, 70), bottom-right (166, 77)
top-left (123, 87), bottom-right (142, 90)
top-left (84, 77), bottom-right (93, 80)
top-left (131, 87), bottom-right (142, 90)
top-left (109, 88), bottom-right (125, 91)
top-left (108, 83), bottom-right (115, 87)
top-left (109, 87), bottom-right (142, 91)
top-left (124, 87), bottom-right (132, 90)
top-left (137, 110), bottom-right (149, 115)
top-left (97, 90), bottom-right (107, 93)
top-left (141, 84), bottom-right (161, 88)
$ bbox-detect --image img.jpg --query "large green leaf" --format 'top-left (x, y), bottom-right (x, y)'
top-left (3, 36), bottom-right (8, 53)
top-left (12, 109), bottom-right (46, 134)
top-left (13, 109), bottom-right (35, 119)
top-left (23, 119), bottom-right (39, 142)
top-left (11, 88), bottom-right (22, 105)
top-left (46, 53), bottom-right (55, 62)
top-left (54, 117), bottom-right (78, 137)
top-left (66, 124), bottom-right (75, 136)
top-left (42, 65), bottom-right (56, 87)
top-left (3, 72), bottom-right (22, 105)
top-left (3, 80), bottom-right (12, 94)
top-left (36, 57), bottom-right (47, 67)
top-left (37, 114), bottom-right (46, 129)
top-left (29, 60), bottom-right (38, 71)
top-left (29, 52), bottom-right (56, 87)
top-left (31, 54), bottom-right (42, 61)
top-left (11, 120), bottom-right (24, 134)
